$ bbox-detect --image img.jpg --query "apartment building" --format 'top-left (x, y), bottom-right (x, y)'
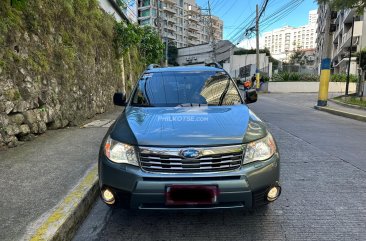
top-left (315, 5), bottom-right (365, 75)
top-left (137, 0), bottom-right (223, 48)
top-left (332, 9), bottom-right (363, 74)
top-left (309, 9), bottom-right (318, 26)
top-left (314, 4), bottom-right (329, 71)
top-left (263, 10), bottom-right (317, 62)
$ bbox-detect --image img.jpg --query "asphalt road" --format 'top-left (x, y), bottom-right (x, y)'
top-left (73, 93), bottom-right (366, 241)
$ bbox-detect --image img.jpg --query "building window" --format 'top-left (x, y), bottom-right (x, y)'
top-left (140, 19), bottom-right (150, 25)
top-left (140, 9), bottom-right (150, 17)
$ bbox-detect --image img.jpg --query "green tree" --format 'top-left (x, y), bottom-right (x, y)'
top-left (114, 23), bottom-right (143, 57)
top-left (356, 48), bottom-right (366, 70)
top-left (114, 24), bottom-right (163, 64)
top-left (317, 0), bottom-right (366, 14)
top-left (289, 48), bottom-right (306, 65)
top-left (140, 26), bottom-right (164, 64)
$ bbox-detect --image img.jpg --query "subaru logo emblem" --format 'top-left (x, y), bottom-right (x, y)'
top-left (180, 149), bottom-right (200, 159)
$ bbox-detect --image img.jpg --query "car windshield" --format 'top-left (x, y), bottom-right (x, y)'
top-left (131, 71), bottom-right (242, 107)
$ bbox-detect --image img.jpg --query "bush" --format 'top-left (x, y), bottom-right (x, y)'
top-left (331, 73), bottom-right (358, 82)
top-left (272, 72), bottom-right (319, 82)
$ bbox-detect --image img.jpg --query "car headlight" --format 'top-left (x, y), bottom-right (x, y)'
top-left (244, 133), bottom-right (276, 164)
top-left (104, 136), bottom-right (139, 166)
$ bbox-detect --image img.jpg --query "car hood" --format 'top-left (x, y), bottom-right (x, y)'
top-left (110, 105), bottom-right (267, 147)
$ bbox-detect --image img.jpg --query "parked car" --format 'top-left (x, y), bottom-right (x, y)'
top-left (98, 65), bottom-right (280, 210)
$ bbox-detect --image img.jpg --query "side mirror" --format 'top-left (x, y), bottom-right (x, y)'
top-left (245, 89), bottom-right (257, 104)
top-left (113, 92), bottom-right (126, 106)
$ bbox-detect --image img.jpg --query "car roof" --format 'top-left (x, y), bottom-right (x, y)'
top-left (145, 66), bottom-right (224, 73)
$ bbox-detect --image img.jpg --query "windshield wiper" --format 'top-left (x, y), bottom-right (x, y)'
top-left (218, 79), bottom-right (231, 106)
top-left (143, 79), bottom-right (151, 106)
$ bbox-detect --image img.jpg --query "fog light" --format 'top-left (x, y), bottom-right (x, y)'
top-left (267, 186), bottom-right (280, 202)
top-left (102, 188), bottom-right (115, 205)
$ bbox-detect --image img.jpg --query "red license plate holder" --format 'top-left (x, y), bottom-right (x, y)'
top-left (165, 185), bottom-right (219, 206)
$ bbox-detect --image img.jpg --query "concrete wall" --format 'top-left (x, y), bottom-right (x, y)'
top-left (268, 82), bottom-right (357, 93)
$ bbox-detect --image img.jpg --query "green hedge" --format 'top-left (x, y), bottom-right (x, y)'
top-left (272, 72), bottom-right (319, 82)
top-left (330, 73), bottom-right (358, 82)
top-left (272, 72), bottom-right (358, 82)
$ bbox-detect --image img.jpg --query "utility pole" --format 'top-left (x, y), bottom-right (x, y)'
top-left (256, 4), bottom-right (260, 89)
top-left (165, 37), bottom-right (169, 66)
top-left (154, 0), bottom-right (165, 66)
top-left (317, 5), bottom-right (332, 106)
top-left (200, 1), bottom-right (216, 62)
top-left (155, 0), bottom-right (162, 38)
top-left (346, 17), bottom-right (355, 96)
top-left (207, 0), bottom-right (216, 62)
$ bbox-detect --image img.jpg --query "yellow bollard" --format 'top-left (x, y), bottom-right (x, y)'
top-left (256, 72), bottom-right (260, 89)
top-left (317, 58), bottom-right (331, 106)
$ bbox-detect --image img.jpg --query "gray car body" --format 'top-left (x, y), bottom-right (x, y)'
top-left (98, 66), bottom-right (280, 210)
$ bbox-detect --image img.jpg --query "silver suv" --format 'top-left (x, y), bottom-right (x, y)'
top-left (98, 66), bottom-right (280, 210)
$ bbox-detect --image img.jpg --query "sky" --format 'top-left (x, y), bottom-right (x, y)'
top-left (195, 0), bottom-right (318, 48)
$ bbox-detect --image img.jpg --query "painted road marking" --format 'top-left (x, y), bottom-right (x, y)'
top-left (26, 164), bottom-right (98, 241)
top-left (83, 119), bottom-right (114, 128)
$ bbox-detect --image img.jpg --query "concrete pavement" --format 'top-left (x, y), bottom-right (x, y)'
top-left (73, 93), bottom-right (366, 241)
top-left (315, 99), bottom-right (366, 122)
top-left (0, 107), bottom-right (122, 241)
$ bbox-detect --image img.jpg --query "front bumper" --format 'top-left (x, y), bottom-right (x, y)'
top-left (98, 153), bottom-right (280, 210)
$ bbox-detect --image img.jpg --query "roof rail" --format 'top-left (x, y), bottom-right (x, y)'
top-left (147, 64), bottom-right (160, 70)
top-left (205, 62), bottom-right (223, 69)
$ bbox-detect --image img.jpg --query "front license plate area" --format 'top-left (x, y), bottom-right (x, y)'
top-left (165, 185), bottom-right (219, 205)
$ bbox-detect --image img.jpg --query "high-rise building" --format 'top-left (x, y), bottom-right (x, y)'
top-left (315, 6), bottom-right (364, 75)
top-left (137, 0), bottom-right (223, 48)
top-left (309, 9), bottom-right (318, 26)
top-left (263, 10), bottom-right (317, 62)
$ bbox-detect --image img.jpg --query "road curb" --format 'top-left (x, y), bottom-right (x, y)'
top-left (27, 164), bottom-right (99, 241)
top-left (314, 106), bottom-right (366, 122)
top-left (328, 98), bottom-right (366, 111)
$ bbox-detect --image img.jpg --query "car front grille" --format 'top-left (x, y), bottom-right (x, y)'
top-left (139, 145), bottom-right (245, 173)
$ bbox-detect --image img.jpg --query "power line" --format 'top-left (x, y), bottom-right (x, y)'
top-left (226, 11), bottom-right (256, 41)
top-left (260, 0), bottom-right (304, 31)
top-left (220, 0), bottom-right (238, 19)
top-left (235, 0), bottom-right (305, 44)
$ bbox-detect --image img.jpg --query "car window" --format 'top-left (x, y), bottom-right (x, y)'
top-left (131, 71), bottom-right (242, 107)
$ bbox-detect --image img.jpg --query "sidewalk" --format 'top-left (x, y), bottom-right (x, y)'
top-left (314, 99), bottom-right (366, 122)
top-left (0, 107), bottom-right (122, 241)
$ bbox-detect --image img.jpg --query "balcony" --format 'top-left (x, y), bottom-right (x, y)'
top-left (188, 31), bottom-right (199, 39)
top-left (187, 24), bottom-right (199, 31)
top-left (340, 21), bottom-right (363, 48)
top-left (138, 5), bottom-right (151, 11)
top-left (187, 5), bottom-right (200, 14)
top-left (164, 32), bottom-right (176, 40)
top-left (333, 26), bottom-right (341, 43)
top-left (163, 0), bottom-right (176, 4)
top-left (166, 17), bottom-right (176, 24)
top-left (188, 16), bottom-right (200, 22)
top-left (213, 24), bottom-right (221, 30)
top-left (138, 15), bottom-right (150, 20)
top-left (163, 5), bottom-right (176, 14)
top-left (164, 24), bottom-right (176, 32)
